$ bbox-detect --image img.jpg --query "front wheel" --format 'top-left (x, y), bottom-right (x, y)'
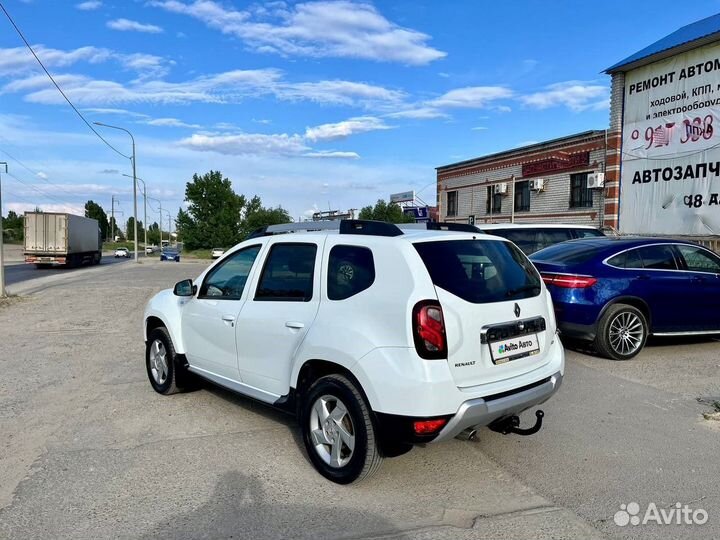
top-left (300, 374), bottom-right (382, 484)
top-left (594, 304), bottom-right (648, 360)
top-left (146, 327), bottom-right (197, 394)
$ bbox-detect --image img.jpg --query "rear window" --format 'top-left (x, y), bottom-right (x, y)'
top-left (530, 242), bottom-right (600, 265)
top-left (414, 239), bottom-right (541, 304)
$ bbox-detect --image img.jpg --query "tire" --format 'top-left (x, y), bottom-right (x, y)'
top-left (594, 303), bottom-right (648, 360)
top-left (146, 327), bottom-right (196, 394)
top-left (300, 374), bottom-right (383, 484)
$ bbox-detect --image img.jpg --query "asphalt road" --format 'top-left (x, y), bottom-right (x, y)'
top-left (0, 261), bottom-right (718, 539)
top-left (4, 255), bottom-right (129, 287)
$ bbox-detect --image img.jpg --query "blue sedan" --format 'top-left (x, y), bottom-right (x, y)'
top-left (160, 249), bottom-right (180, 262)
top-left (530, 237), bottom-right (720, 359)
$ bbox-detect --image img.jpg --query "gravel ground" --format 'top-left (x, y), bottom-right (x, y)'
top-left (0, 260), bottom-right (718, 539)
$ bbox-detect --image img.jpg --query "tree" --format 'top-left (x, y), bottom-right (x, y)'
top-left (108, 216), bottom-right (123, 241)
top-left (84, 200), bottom-right (109, 240)
top-left (147, 222), bottom-right (161, 245)
top-left (176, 170), bottom-right (246, 250)
top-left (239, 196), bottom-right (292, 239)
top-left (125, 217), bottom-right (145, 242)
top-left (2, 210), bottom-right (24, 242)
top-left (358, 199), bottom-right (415, 223)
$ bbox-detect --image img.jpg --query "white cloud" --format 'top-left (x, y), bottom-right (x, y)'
top-left (36, 171), bottom-right (48, 179)
top-left (150, 0), bottom-right (445, 65)
top-left (8, 202), bottom-right (85, 215)
top-left (303, 151), bottom-right (360, 159)
top-left (520, 81), bottom-right (609, 112)
top-left (107, 18), bottom-right (164, 34)
top-left (0, 45), bottom-right (111, 76)
top-left (305, 116), bottom-right (390, 142)
top-left (385, 106), bottom-right (447, 119)
top-left (471, 126), bottom-right (488, 130)
top-left (428, 86), bottom-right (513, 108)
top-left (144, 117), bottom-right (202, 128)
top-left (279, 80), bottom-right (405, 107)
top-left (76, 1), bottom-right (102, 10)
top-left (177, 132), bottom-right (309, 156)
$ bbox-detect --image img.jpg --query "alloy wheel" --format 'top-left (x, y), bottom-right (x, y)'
top-left (309, 395), bottom-right (356, 468)
top-left (149, 339), bottom-right (169, 385)
top-left (608, 311), bottom-right (644, 356)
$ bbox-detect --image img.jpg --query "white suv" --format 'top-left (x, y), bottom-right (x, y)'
top-left (143, 220), bottom-right (564, 483)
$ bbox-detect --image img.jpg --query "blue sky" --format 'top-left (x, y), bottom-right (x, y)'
top-left (0, 0), bottom-right (717, 224)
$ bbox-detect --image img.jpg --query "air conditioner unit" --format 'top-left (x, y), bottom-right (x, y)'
top-left (494, 182), bottom-right (508, 195)
top-left (530, 178), bottom-right (545, 191)
top-left (587, 172), bottom-right (605, 189)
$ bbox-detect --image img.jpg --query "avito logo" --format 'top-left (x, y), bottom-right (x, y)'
top-left (498, 339), bottom-right (534, 355)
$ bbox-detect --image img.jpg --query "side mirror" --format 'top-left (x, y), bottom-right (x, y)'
top-left (173, 279), bottom-right (195, 297)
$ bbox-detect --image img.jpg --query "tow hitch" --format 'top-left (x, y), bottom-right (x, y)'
top-left (490, 410), bottom-right (544, 436)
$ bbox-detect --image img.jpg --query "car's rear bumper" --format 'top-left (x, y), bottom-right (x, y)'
top-left (558, 320), bottom-right (597, 341)
top-left (431, 371), bottom-right (563, 442)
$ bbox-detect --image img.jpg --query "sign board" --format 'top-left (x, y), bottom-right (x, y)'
top-left (390, 190), bottom-right (415, 203)
top-left (468, 215), bottom-right (475, 225)
top-left (403, 206), bottom-right (429, 222)
top-left (620, 40), bottom-right (720, 235)
top-left (522, 152), bottom-right (589, 177)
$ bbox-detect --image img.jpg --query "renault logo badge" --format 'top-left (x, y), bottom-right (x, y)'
top-left (514, 303), bottom-right (521, 318)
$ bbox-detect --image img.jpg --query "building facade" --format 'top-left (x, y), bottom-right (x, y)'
top-left (606, 13), bottom-right (720, 236)
top-left (436, 131), bottom-right (607, 226)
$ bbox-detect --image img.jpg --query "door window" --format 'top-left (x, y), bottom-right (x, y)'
top-left (199, 245), bottom-right (262, 299)
top-left (676, 245), bottom-right (720, 273)
top-left (255, 243), bottom-right (317, 301)
top-left (327, 245), bottom-right (375, 300)
top-left (637, 245), bottom-right (678, 270)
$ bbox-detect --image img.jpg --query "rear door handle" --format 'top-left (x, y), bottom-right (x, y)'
top-left (285, 321), bottom-right (305, 329)
top-left (222, 314), bottom-right (235, 327)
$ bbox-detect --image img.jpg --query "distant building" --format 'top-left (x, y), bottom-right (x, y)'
top-left (606, 13), bottom-right (720, 236)
top-left (311, 209), bottom-right (357, 221)
top-left (436, 131), bottom-right (607, 227)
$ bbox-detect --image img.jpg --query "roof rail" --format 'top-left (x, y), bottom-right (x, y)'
top-left (339, 220), bottom-right (403, 237)
top-left (244, 219), bottom-right (403, 239)
top-left (397, 222), bottom-right (483, 233)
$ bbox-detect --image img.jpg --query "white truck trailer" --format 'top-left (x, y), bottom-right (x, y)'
top-left (24, 212), bottom-right (102, 267)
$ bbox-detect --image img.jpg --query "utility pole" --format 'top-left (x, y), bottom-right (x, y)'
top-left (146, 195), bottom-right (163, 247)
top-left (0, 162), bottom-right (8, 298)
top-left (94, 122), bottom-right (139, 263)
top-left (124, 174), bottom-right (147, 252)
top-left (111, 195), bottom-right (115, 242)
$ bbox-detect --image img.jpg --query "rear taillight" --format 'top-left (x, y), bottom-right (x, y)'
top-left (413, 418), bottom-right (447, 435)
top-left (542, 273), bottom-right (597, 288)
top-left (412, 300), bottom-right (447, 359)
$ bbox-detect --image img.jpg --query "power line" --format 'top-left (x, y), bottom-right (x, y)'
top-left (0, 1), bottom-right (131, 160)
top-left (5, 171), bottom-right (70, 205)
top-left (0, 144), bottom-right (82, 200)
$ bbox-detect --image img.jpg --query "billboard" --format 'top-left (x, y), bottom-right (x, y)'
top-left (620, 40), bottom-right (720, 235)
top-left (390, 190), bottom-right (415, 203)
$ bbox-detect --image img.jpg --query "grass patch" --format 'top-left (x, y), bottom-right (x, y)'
top-left (183, 249), bottom-right (213, 260)
top-left (0, 295), bottom-right (26, 309)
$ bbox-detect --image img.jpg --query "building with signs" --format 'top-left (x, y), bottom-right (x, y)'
top-left (605, 13), bottom-right (720, 236)
top-left (436, 131), bottom-right (607, 226)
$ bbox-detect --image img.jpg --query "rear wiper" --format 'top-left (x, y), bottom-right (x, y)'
top-left (505, 285), bottom-right (541, 297)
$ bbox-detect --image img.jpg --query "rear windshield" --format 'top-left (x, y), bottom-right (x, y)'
top-left (530, 242), bottom-right (600, 264)
top-left (414, 239), bottom-right (541, 303)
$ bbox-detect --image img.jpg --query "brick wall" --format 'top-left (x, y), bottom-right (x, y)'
top-left (604, 72), bottom-right (625, 230)
top-left (437, 135), bottom-right (606, 226)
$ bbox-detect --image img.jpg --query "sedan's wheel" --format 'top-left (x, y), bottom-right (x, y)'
top-left (145, 327), bottom-right (193, 394)
top-left (594, 304), bottom-right (648, 360)
top-left (301, 374), bottom-right (382, 484)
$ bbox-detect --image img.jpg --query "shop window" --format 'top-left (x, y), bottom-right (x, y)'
top-left (447, 190), bottom-right (458, 216)
top-left (570, 173), bottom-right (593, 208)
top-left (514, 181), bottom-right (530, 212)
top-left (485, 186), bottom-right (502, 214)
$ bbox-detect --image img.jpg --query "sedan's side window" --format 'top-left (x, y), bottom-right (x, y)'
top-left (676, 245), bottom-right (720, 273)
top-left (255, 243), bottom-right (317, 302)
top-left (199, 245), bottom-right (262, 300)
top-left (637, 245), bottom-right (678, 270)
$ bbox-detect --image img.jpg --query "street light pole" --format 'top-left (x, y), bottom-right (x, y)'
top-left (124, 174), bottom-right (147, 252)
top-left (94, 122), bottom-right (139, 263)
top-left (0, 162), bottom-right (8, 298)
